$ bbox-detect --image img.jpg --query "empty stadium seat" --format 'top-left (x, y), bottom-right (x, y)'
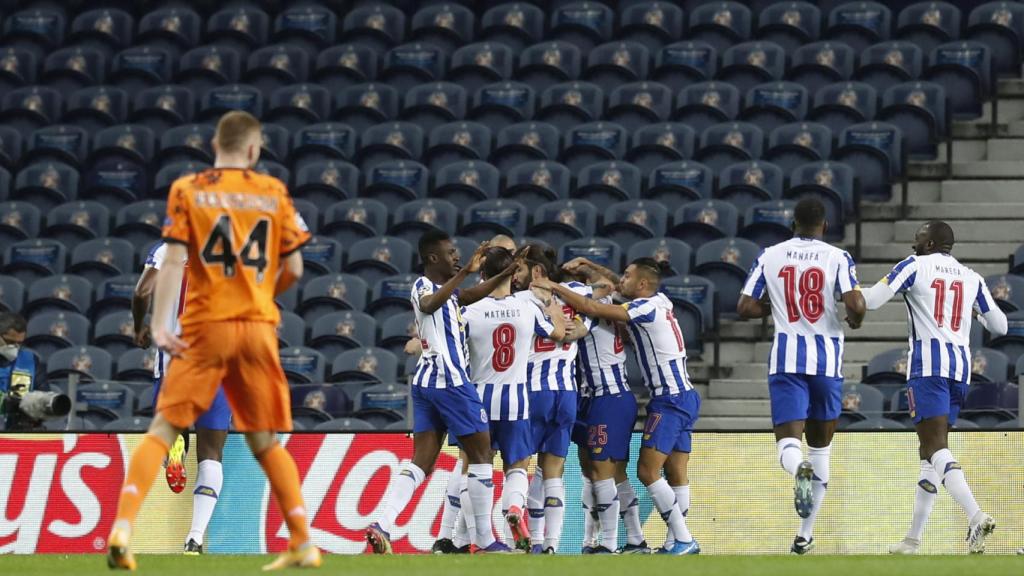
top-left (787, 41), bottom-right (856, 96)
top-left (688, 2), bottom-right (752, 53)
top-left (757, 2), bottom-right (821, 52)
top-left (433, 160), bottom-right (501, 206)
top-left (693, 237), bottom-right (761, 316)
top-left (25, 311), bottom-right (89, 361)
top-left (716, 160), bottom-right (784, 216)
top-left (330, 347), bottom-right (399, 385)
top-left (741, 200), bottom-right (797, 248)
top-left (825, 2), bottom-right (892, 53)
top-left (896, 2), bottom-right (961, 57)
top-left (653, 41), bottom-right (718, 93)
top-left (529, 200), bottom-right (598, 250)
top-left (308, 310), bottom-right (376, 359)
top-left (25, 274), bottom-right (91, 317)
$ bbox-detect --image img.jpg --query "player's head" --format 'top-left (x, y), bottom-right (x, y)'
top-left (490, 234), bottom-right (516, 252)
top-left (515, 244), bottom-right (559, 290)
top-left (792, 198), bottom-right (828, 238)
top-left (480, 246), bottom-right (513, 283)
top-left (419, 229), bottom-right (458, 279)
top-left (0, 311), bottom-right (26, 362)
top-left (914, 220), bottom-right (955, 256)
top-left (213, 111), bottom-right (262, 168)
top-left (619, 257), bottom-right (665, 299)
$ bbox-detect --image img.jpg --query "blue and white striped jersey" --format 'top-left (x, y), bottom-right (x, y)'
top-left (882, 253), bottom-right (998, 383)
top-left (623, 292), bottom-right (693, 397)
top-left (579, 296), bottom-right (630, 397)
top-left (741, 237), bottom-right (859, 377)
top-left (463, 295), bottom-right (556, 420)
top-left (517, 281), bottom-right (593, 393)
top-left (411, 276), bottom-right (471, 389)
top-left (145, 242), bottom-right (188, 380)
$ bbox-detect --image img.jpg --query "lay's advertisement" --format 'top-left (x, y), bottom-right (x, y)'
top-left (1, 432), bottom-right (1021, 555)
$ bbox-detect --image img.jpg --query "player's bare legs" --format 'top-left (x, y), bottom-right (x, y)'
top-left (185, 428), bottom-right (228, 554)
top-left (108, 413), bottom-right (185, 570)
top-left (637, 447), bottom-right (696, 554)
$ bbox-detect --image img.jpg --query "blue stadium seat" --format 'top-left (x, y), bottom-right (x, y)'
top-left (401, 82), bottom-right (467, 132)
top-left (43, 201), bottom-right (109, 246)
top-left (0, 126), bottom-right (24, 170)
top-left (77, 381), bottom-right (135, 426)
top-left (279, 347), bottom-right (327, 384)
top-left (273, 310), bottom-right (303, 349)
top-left (42, 46), bottom-right (104, 95)
top-left (646, 160), bottom-right (713, 207)
top-left (447, 42), bottom-right (513, 97)
top-left (548, 2), bottom-right (614, 52)
top-left (560, 238), bottom-right (623, 271)
top-left (115, 347), bottom-right (156, 383)
top-left (264, 84), bottom-right (330, 134)
top-left (91, 311), bottom-right (137, 357)
top-left (879, 81), bottom-right (947, 160)
top-left (292, 123), bottom-right (358, 168)
top-left (432, 160), bottom-right (501, 205)
top-left (410, 3), bottom-right (475, 54)
top-left (342, 5), bottom-right (406, 53)
top-left (0, 201), bottom-right (41, 245)
top-left (272, 5), bottom-right (337, 58)
top-left (963, 381), bottom-right (1016, 426)
top-left (696, 122), bottom-right (764, 173)
top-left (834, 121), bottom-right (902, 201)
top-left (299, 236), bottom-right (343, 277)
top-left (693, 237), bottom-right (761, 315)
top-left (91, 274), bottom-right (138, 322)
top-left (765, 122), bottom-right (833, 175)
top-left (515, 41), bottom-right (582, 94)
top-left (626, 123), bottom-right (695, 176)
top-left (0, 47), bottom-right (36, 94)
top-left (297, 273), bottom-right (369, 323)
top-left (25, 311), bottom-right (89, 361)
top-left (825, 1), bottom-right (892, 53)
top-left (198, 83), bottom-right (263, 122)
top-left (381, 43), bottom-right (447, 94)
top-left (333, 83), bottom-right (399, 133)
top-left (244, 44), bottom-right (310, 101)
top-left (308, 311), bottom-right (377, 358)
top-left (573, 161), bottom-right (641, 210)
top-left (315, 44), bottom-right (377, 94)
top-left (529, 200), bottom-right (598, 250)
top-left (175, 45), bottom-right (240, 96)
top-left (29, 125), bottom-right (89, 170)
top-left (896, 2), bottom-right (961, 57)
top-left (786, 161), bottom-right (855, 242)
top-left (497, 160), bottom-right (566, 207)
top-left (109, 47), bottom-right (173, 97)
top-left (628, 237), bottom-right (692, 278)
top-left (378, 310), bottom-right (416, 358)
top-left (69, 238), bottom-right (133, 285)
top-left (856, 41), bottom-right (924, 95)
top-left (330, 347), bottom-right (400, 385)
top-left (660, 274), bottom-right (717, 355)
top-left (740, 200), bottom-right (797, 247)
top-left (3, 238), bottom-right (67, 284)
top-left (62, 87), bottom-right (129, 134)
top-left (152, 161), bottom-right (209, 199)
top-left (361, 160), bottom-right (429, 206)
top-left (137, 7), bottom-right (201, 58)
top-left (840, 382), bottom-right (886, 423)
top-left (490, 121), bottom-right (560, 171)
top-left (206, 6), bottom-right (269, 56)
top-left (756, 2), bottom-right (821, 52)
top-left (966, 2), bottom-right (1024, 78)
top-left (809, 81), bottom-right (878, 136)
top-left (619, 2), bottom-right (684, 53)
top-left (0, 275), bottom-right (25, 313)
top-left (1, 86), bottom-right (62, 139)
top-left (367, 275), bottom-right (418, 323)
top-left (345, 236), bottom-right (414, 285)
top-left (159, 124), bottom-right (214, 166)
top-left (688, 2), bottom-right (752, 53)
top-left (25, 274), bottom-right (92, 317)
top-left (718, 41), bottom-right (786, 94)
top-left (2, 8), bottom-right (65, 60)
top-left (13, 162), bottom-right (78, 211)
top-left (971, 347), bottom-right (1010, 383)
top-left (537, 81), bottom-right (604, 133)
top-left (423, 122), bottom-right (492, 172)
top-left (560, 121), bottom-right (627, 174)
top-left (469, 81), bottom-right (535, 131)
top-left (321, 198), bottom-right (387, 246)
top-left (716, 160), bottom-right (784, 216)
top-left (290, 199), bottom-right (319, 238)
top-left (256, 123), bottom-right (290, 165)
top-left (352, 382), bottom-right (409, 427)
top-left (583, 41), bottom-right (649, 94)
top-left (653, 41), bottom-right (718, 93)
top-left (988, 311), bottom-right (1024, 366)
top-left (986, 274), bottom-right (1024, 312)
top-left (740, 82), bottom-right (810, 134)
top-left (924, 41), bottom-right (991, 120)
top-left (461, 199), bottom-right (528, 242)
top-left (293, 160), bottom-right (359, 206)
top-left (601, 199), bottom-right (669, 246)
top-left (69, 9), bottom-right (134, 58)
top-left (480, 3), bottom-right (544, 52)
top-left (787, 41), bottom-right (856, 96)
top-left (606, 82), bottom-right (673, 132)
top-left (674, 81), bottom-right (741, 136)
top-left (131, 86), bottom-right (194, 134)
top-left (355, 123), bottom-right (424, 171)
top-left (389, 199), bottom-right (459, 244)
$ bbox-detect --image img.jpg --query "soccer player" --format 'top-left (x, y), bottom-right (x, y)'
top-left (562, 258), bottom-right (650, 554)
top-left (133, 242), bottom-right (231, 554)
top-left (107, 111), bottom-right (318, 571)
top-left (514, 246), bottom-right (590, 554)
top-left (463, 247), bottom-right (566, 550)
top-left (862, 221), bottom-right (1006, 554)
top-left (534, 257), bottom-right (702, 555)
top-left (365, 231), bottom-right (522, 555)
top-left (736, 198), bottom-right (865, 554)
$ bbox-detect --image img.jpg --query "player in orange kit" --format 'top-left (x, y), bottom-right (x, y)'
top-left (107, 111), bottom-right (319, 571)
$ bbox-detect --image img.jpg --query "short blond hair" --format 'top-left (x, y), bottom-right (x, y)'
top-left (214, 111), bottom-right (261, 153)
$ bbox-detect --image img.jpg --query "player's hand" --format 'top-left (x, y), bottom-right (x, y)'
top-left (152, 326), bottom-right (189, 357)
top-left (465, 241), bottom-right (490, 273)
top-left (845, 315), bottom-right (862, 330)
top-left (532, 277), bottom-right (557, 292)
top-left (134, 325), bottom-right (152, 349)
top-left (404, 338), bottom-right (423, 356)
top-left (562, 257), bottom-right (592, 274)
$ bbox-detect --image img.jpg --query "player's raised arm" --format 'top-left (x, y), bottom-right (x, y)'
top-left (564, 257), bottom-right (621, 285)
top-left (863, 256), bottom-right (918, 310)
top-left (737, 251), bottom-right (770, 320)
top-left (974, 275), bottom-right (1008, 336)
top-left (534, 277), bottom-right (631, 323)
top-left (457, 242), bottom-right (521, 306)
top-left (530, 287), bottom-right (566, 342)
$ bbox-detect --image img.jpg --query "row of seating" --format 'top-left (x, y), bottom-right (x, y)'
top-left (864, 344), bottom-right (1024, 387)
top-left (841, 380), bottom-right (1019, 429)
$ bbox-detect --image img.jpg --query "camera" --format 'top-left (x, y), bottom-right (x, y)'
top-left (2, 390), bottom-right (72, 431)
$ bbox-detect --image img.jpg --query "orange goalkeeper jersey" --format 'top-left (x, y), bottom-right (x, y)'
top-left (161, 168), bottom-right (310, 327)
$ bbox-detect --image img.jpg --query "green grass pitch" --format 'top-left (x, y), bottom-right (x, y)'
top-left (1, 554), bottom-right (1021, 576)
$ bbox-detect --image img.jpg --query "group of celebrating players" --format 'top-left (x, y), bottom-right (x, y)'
top-left (102, 111), bottom-right (1013, 572)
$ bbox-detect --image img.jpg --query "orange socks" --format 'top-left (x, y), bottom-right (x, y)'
top-left (115, 433), bottom-right (170, 527)
top-left (258, 444), bottom-right (310, 550)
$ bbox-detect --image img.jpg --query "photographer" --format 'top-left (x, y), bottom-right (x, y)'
top-left (0, 311), bottom-right (49, 430)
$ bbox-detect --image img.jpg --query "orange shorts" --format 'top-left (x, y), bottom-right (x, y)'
top-left (156, 321), bottom-right (292, 432)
